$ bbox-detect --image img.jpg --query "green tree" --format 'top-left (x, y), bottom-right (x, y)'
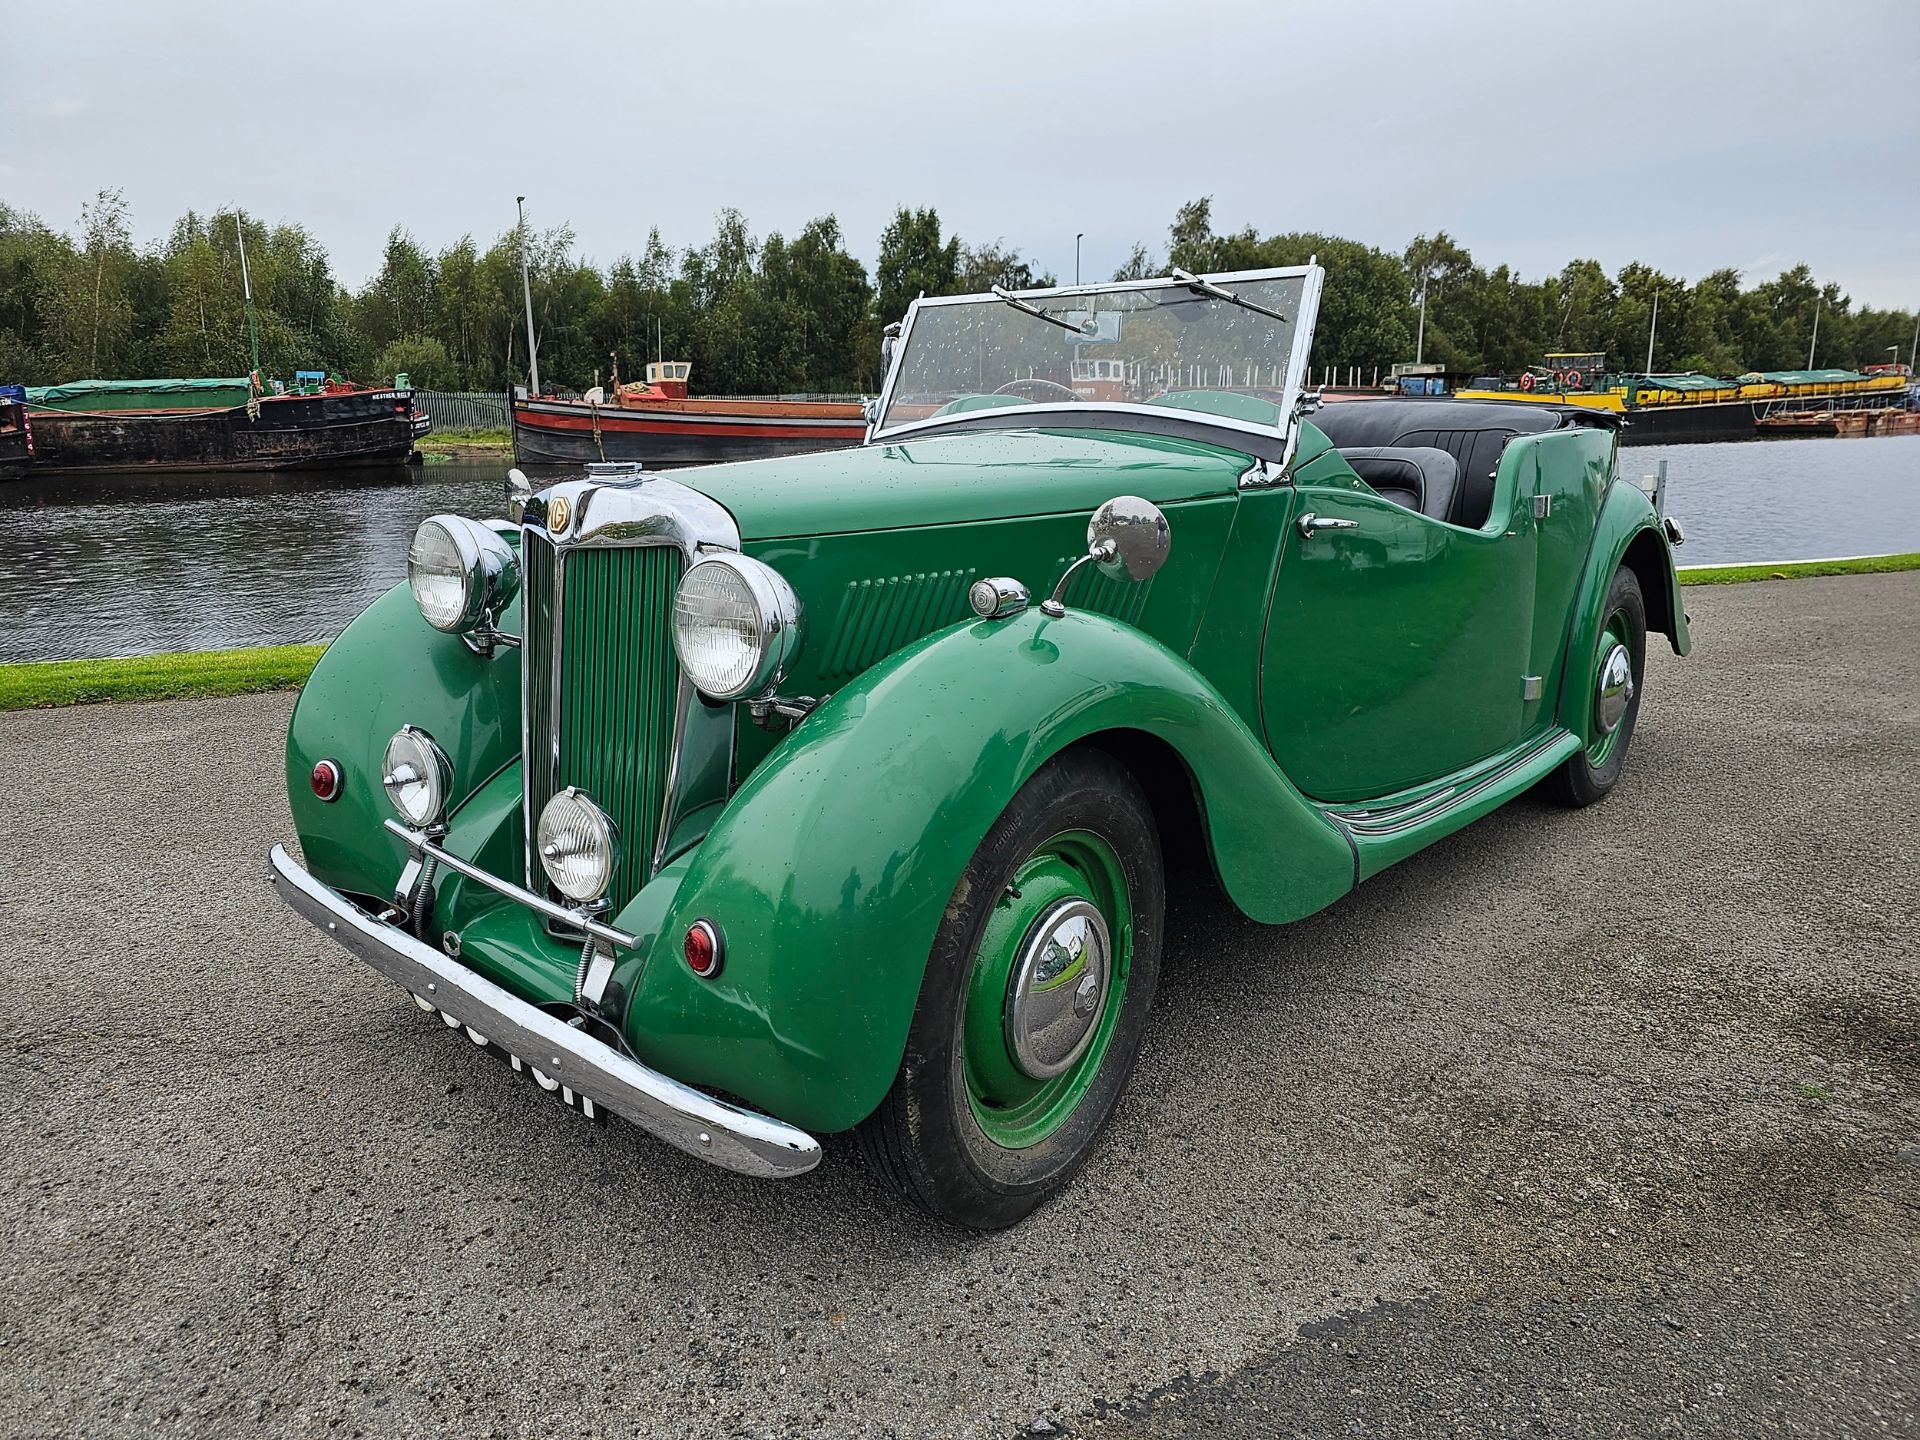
top-left (875, 206), bottom-right (959, 323)
top-left (374, 335), bottom-right (451, 388)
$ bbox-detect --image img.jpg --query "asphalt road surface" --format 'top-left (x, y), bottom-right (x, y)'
top-left (2, 574), bottom-right (1915, 1439)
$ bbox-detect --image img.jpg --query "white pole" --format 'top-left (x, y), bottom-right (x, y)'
top-left (234, 211), bottom-right (260, 378)
top-left (517, 196), bottom-right (541, 396)
top-left (1808, 293), bottom-right (1822, 370)
top-left (1645, 286), bottom-right (1658, 374)
top-left (1415, 286), bottom-right (1427, 365)
top-left (1909, 311), bottom-right (1918, 371)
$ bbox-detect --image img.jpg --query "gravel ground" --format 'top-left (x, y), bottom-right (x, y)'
top-left (1, 574), bottom-right (1914, 1439)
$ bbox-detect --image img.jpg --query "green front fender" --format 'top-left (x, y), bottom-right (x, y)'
top-left (618, 606), bottom-right (1354, 1134)
top-left (285, 583), bottom-right (521, 898)
top-left (1555, 480), bottom-right (1690, 749)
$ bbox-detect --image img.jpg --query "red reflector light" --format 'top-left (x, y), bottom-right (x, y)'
top-left (310, 759), bottom-right (343, 802)
top-left (684, 920), bottom-right (722, 978)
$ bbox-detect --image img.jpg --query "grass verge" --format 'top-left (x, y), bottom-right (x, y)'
top-left (0, 644), bottom-right (326, 712)
top-left (417, 428), bottom-right (511, 458)
top-left (1678, 552), bottom-right (1920, 585)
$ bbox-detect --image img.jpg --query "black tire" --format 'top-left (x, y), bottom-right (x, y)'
top-left (855, 748), bottom-right (1164, 1229)
top-left (1544, 564), bottom-right (1646, 807)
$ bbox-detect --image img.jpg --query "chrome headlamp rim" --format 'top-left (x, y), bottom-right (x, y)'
top-left (408, 514), bottom-right (521, 636)
top-left (536, 787), bottom-right (621, 905)
top-left (670, 553), bottom-right (803, 702)
top-left (381, 724), bottom-right (453, 829)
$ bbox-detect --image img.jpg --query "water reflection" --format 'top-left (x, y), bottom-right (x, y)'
top-left (0, 463), bottom-right (514, 662)
top-left (0, 438), bottom-right (1915, 664)
top-left (1628, 435), bottom-right (1920, 569)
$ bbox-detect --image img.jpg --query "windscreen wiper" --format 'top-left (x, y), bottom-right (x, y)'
top-left (1169, 268), bottom-right (1291, 325)
top-left (993, 286), bottom-right (1096, 337)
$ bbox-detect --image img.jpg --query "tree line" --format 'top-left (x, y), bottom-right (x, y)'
top-left (1, 190), bottom-right (1912, 398)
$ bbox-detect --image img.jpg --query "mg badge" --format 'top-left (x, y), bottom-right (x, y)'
top-left (547, 495), bottom-right (571, 533)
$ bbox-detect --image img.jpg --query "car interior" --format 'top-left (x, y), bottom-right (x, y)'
top-left (1309, 400), bottom-right (1580, 530)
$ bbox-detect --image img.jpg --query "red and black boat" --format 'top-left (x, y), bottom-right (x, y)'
top-left (22, 377), bottom-right (425, 475)
top-left (511, 362), bottom-right (867, 467)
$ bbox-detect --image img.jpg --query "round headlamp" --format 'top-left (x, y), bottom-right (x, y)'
top-left (381, 725), bottom-right (453, 828)
top-left (407, 515), bottom-right (520, 635)
top-left (537, 788), bottom-right (619, 904)
top-left (670, 555), bottom-right (802, 701)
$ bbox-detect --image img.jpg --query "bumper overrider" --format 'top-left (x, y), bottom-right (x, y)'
top-left (266, 843), bottom-right (822, 1179)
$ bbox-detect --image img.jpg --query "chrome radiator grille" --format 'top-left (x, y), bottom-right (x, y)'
top-left (521, 531), bottom-right (685, 913)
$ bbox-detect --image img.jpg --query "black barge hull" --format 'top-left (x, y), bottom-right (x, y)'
top-left (26, 390), bottom-right (422, 475)
top-left (1616, 401), bottom-right (1758, 446)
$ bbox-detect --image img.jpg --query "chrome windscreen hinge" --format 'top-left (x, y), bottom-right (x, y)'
top-left (1532, 494), bottom-right (1553, 519)
top-left (1522, 675), bottom-right (1544, 701)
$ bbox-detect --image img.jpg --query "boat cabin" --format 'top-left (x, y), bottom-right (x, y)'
top-left (1541, 353), bottom-right (1606, 393)
top-left (1070, 356), bottom-right (1130, 403)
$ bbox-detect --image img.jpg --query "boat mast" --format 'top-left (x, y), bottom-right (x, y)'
top-left (234, 212), bottom-right (262, 381)
top-left (1645, 285), bottom-right (1658, 374)
top-left (516, 196), bottom-right (541, 396)
top-left (1807, 292), bottom-right (1822, 369)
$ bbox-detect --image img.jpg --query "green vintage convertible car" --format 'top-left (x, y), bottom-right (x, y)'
top-left (270, 264), bottom-right (1689, 1228)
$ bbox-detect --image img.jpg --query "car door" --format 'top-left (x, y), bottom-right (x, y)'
top-left (1259, 463), bottom-right (1537, 804)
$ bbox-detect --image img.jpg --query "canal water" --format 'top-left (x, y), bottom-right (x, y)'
top-left (1, 437), bottom-right (1916, 663)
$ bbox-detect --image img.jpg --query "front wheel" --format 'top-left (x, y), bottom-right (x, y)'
top-left (1544, 564), bottom-right (1646, 807)
top-left (855, 749), bottom-right (1164, 1229)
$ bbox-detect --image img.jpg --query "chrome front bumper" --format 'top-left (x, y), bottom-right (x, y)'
top-left (266, 844), bottom-right (822, 1179)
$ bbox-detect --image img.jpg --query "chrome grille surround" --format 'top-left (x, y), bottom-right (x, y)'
top-left (520, 475), bottom-right (741, 911)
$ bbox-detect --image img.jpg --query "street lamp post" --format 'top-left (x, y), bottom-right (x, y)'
top-left (1414, 285), bottom-right (1427, 366)
top-left (1075, 233), bottom-right (1084, 286)
top-left (517, 196), bottom-right (541, 397)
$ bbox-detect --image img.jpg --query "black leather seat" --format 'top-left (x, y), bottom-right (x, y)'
top-left (1310, 399), bottom-right (1573, 529)
top-left (1336, 446), bottom-right (1459, 522)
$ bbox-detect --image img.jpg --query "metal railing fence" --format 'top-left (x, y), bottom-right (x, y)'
top-left (412, 390), bottom-right (509, 433)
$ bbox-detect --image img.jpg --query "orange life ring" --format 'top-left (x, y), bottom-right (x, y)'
top-left (1566, 369), bottom-right (1583, 390)
top-left (1519, 373), bottom-right (1536, 392)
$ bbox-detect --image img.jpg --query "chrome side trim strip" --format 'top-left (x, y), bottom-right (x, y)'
top-left (268, 845), bottom-right (821, 1179)
top-left (1330, 730), bottom-right (1571, 839)
top-left (383, 818), bottom-right (639, 950)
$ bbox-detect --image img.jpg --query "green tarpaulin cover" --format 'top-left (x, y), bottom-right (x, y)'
top-left (26, 377), bottom-right (252, 412)
top-left (1743, 369), bottom-right (1871, 385)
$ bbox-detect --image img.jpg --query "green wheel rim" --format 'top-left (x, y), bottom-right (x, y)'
top-left (1587, 611), bottom-right (1632, 767)
top-left (961, 828), bottom-right (1132, 1150)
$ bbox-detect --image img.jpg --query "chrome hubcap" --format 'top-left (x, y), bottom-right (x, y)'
top-left (1005, 899), bottom-right (1110, 1080)
top-left (1594, 642), bottom-right (1635, 735)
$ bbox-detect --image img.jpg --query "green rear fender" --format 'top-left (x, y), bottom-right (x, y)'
top-left (619, 606), bottom-right (1354, 1135)
top-left (285, 582), bottom-right (522, 898)
top-left (1556, 481), bottom-right (1690, 748)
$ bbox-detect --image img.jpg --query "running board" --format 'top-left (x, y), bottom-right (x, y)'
top-left (1321, 729), bottom-right (1581, 880)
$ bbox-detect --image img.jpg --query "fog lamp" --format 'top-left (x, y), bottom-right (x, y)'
top-left (537, 788), bottom-right (619, 904)
top-left (381, 726), bottom-right (452, 828)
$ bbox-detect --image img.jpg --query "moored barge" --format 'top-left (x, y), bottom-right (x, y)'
top-left (511, 362), bottom-right (866, 467)
top-left (1457, 356), bottom-right (1913, 445)
top-left (24, 377), bottom-right (425, 475)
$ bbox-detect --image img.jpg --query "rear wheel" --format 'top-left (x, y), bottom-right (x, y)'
top-left (1545, 564), bottom-right (1646, 807)
top-left (856, 749), bottom-right (1163, 1229)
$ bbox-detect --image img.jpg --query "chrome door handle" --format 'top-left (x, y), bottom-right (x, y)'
top-left (1297, 512), bottom-right (1359, 538)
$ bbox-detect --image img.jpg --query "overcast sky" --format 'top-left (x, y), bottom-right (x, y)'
top-left (6, 1), bottom-right (1917, 307)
